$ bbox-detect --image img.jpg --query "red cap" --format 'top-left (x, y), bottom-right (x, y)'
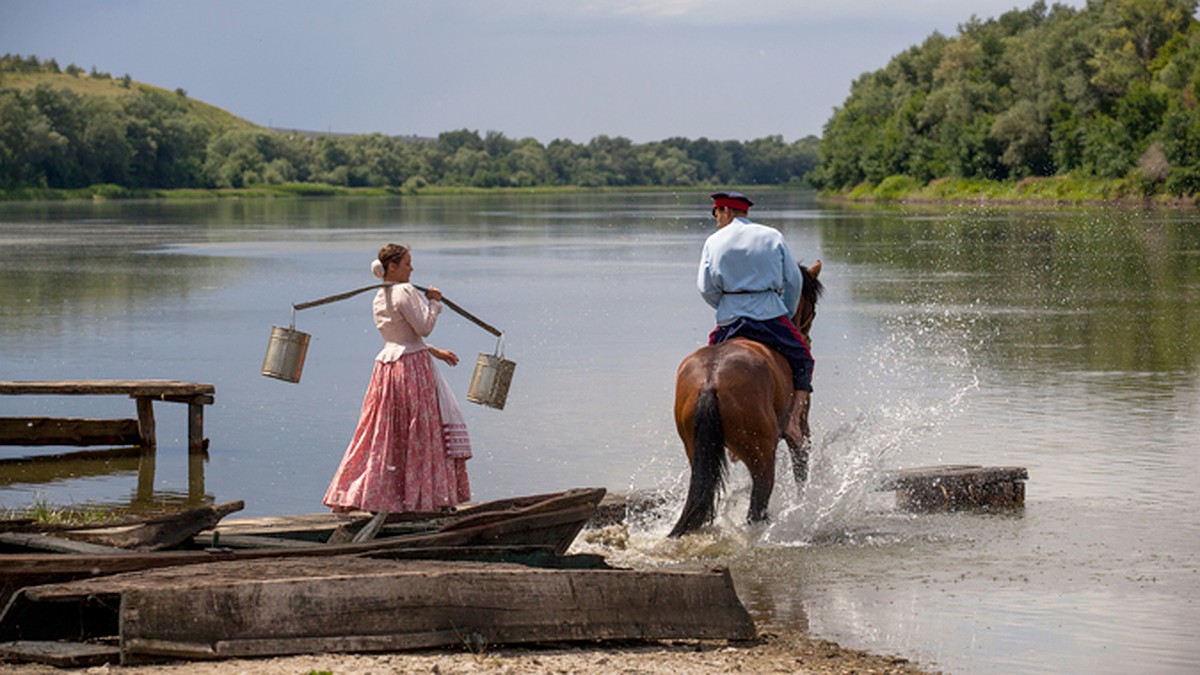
top-left (710, 191), bottom-right (753, 214)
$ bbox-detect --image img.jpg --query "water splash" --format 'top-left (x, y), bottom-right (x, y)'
top-left (577, 298), bottom-right (985, 563)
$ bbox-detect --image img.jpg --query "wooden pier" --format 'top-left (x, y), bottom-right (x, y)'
top-left (0, 380), bottom-right (215, 500)
top-left (0, 380), bottom-right (215, 453)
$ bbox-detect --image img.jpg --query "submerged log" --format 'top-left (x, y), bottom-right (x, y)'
top-left (877, 465), bottom-right (1028, 511)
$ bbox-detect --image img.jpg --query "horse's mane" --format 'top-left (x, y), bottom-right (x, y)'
top-left (800, 264), bottom-right (824, 307)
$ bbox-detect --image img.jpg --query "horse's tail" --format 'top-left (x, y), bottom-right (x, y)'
top-left (669, 387), bottom-right (727, 538)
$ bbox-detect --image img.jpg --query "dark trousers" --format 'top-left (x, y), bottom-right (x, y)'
top-left (709, 316), bottom-right (814, 392)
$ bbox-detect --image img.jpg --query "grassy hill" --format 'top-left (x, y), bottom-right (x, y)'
top-left (1, 68), bottom-right (256, 133)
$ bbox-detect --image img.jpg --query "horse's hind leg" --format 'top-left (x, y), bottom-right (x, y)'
top-left (746, 448), bottom-right (776, 523)
top-left (784, 396), bottom-right (811, 486)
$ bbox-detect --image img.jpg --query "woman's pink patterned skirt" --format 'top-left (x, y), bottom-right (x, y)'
top-left (323, 350), bottom-right (471, 513)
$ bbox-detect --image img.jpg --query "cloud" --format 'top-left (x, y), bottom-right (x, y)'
top-left (0, 0), bottom-right (1097, 143)
top-left (478, 0), bottom-right (1087, 26)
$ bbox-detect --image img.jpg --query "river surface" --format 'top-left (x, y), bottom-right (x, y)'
top-left (1, 192), bottom-right (1197, 674)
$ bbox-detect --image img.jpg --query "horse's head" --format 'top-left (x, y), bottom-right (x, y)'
top-left (793, 260), bottom-right (823, 341)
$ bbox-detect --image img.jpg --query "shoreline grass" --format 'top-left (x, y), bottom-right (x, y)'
top-left (1, 497), bottom-right (114, 527)
top-left (825, 175), bottom-right (1198, 208)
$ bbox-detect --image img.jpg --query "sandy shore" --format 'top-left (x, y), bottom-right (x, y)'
top-left (4, 628), bottom-right (936, 674)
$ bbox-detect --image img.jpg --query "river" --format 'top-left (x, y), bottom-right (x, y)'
top-left (1, 191), bottom-right (1197, 674)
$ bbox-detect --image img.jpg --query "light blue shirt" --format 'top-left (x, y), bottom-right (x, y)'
top-left (698, 217), bottom-right (801, 327)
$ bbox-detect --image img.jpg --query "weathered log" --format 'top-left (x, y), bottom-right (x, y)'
top-left (107, 559), bottom-right (757, 663)
top-left (59, 501), bottom-right (245, 551)
top-left (877, 465), bottom-right (1028, 511)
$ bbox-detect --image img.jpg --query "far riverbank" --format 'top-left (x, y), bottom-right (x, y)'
top-left (4, 176), bottom-right (1197, 208)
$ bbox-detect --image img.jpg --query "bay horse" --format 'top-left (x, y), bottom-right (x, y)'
top-left (669, 260), bottom-right (823, 538)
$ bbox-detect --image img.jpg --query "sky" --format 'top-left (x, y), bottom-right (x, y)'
top-left (3, 0), bottom-right (1089, 144)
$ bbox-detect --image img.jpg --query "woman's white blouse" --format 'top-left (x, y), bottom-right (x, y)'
top-left (373, 284), bottom-right (442, 362)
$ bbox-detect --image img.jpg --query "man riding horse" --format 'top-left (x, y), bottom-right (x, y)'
top-left (698, 191), bottom-right (814, 451)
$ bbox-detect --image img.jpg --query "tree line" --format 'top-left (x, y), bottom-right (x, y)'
top-left (0, 54), bottom-right (818, 192)
top-left (809, 0), bottom-right (1200, 197)
top-left (7, 0), bottom-right (1199, 200)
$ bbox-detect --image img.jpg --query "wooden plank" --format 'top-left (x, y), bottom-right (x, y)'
top-left (0, 489), bottom-right (604, 608)
top-left (193, 533), bottom-right (323, 549)
top-left (0, 380), bottom-right (215, 397)
top-left (0, 417), bottom-right (140, 446)
top-left (0, 532), bottom-right (129, 555)
top-left (205, 512), bottom-right (373, 538)
top-left (350, 511), bottom-right (389, 543)
top-left (0, 640), bottom-right (120, 667)
top-left (61, 501), bottom-right (244, 551)
top-left (113, 559), bottom-right (755, 661)
top-left (161, 394), bottom-right (215, 405)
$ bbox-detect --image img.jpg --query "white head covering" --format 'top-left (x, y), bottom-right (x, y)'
top-left (371, 259), bottom-right (385, 279)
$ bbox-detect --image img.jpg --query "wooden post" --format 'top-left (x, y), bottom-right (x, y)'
top-left (187, 451), bottom-right (206, 502)
top-left (136, 452), bottom-right (156, 502)
top-left (187, 401), bottom-right (205, 454)
top-left (134, 398), bottom-right (156, 450)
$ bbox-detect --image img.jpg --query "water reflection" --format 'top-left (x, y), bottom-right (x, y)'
top-left (814, 207), bottom-right (1200, 373)
top-left (0, 446), bottom-right (209, 513)
top-left (1, 193), bottom-right (1198, 674)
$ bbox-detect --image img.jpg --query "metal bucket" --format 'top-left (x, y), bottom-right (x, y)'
top-left (262, 325), bottom-right (311, 383)
top-left (467, 352), bottom-right (516, 410)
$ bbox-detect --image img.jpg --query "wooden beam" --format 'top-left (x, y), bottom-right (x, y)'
top-left (0, 380), bottom-right (214, 397)
top-left (0, 418), bottom-right (140, 447)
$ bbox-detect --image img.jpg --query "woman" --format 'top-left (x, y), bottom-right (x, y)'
top-left (323, 243), bottom-right (472, 513)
